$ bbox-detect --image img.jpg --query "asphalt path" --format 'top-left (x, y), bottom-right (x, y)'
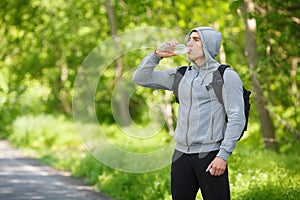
top-left (0, 140), bottom-right (112, 200)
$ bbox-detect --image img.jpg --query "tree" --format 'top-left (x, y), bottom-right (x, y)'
top-left (105, 0), bottom-right (130, 126)
top-left (242, 0), bottom-right (278, 151)
top-left (239, 0), bottom-right (300, 150)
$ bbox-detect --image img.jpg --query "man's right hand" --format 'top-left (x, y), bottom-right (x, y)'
top-left (155, 41), bottom-right (178, 58)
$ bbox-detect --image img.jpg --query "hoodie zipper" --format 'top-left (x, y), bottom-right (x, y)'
top-left (211, 116), bottom-right (214, 140)
top-left (186, 72), bottom-right (199, 152)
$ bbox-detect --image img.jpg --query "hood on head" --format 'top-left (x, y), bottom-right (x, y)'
top-left (189, 27), bottom-right (222, 64)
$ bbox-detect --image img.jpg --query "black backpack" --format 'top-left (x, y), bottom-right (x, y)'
top-left (172, 64), bottom-right (251, 139)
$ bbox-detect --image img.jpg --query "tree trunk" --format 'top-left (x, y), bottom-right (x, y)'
top-left (242, 0), bottom-right (278, 151)
top-left (105, 0), bottom-right (130, 126)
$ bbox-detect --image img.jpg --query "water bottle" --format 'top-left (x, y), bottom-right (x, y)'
top-left (173, 44), bottom-right (189, 54)
top-left (160, 43), bottom-right (188, 54)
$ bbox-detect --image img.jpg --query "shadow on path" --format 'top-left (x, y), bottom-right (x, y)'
top-left (0, 140), bottom-right (111, 200)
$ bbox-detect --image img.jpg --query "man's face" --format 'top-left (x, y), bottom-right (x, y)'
top-left (187, 31), bottom-right (205, 64)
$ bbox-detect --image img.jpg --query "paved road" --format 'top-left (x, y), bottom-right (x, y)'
top-left (0, 140), bottom-right (112, 200)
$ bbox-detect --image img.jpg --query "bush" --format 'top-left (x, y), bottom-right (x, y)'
top-left (8, 114), bottom-right (300, 199)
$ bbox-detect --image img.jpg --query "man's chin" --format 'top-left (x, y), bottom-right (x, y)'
top-left (188, 57), bottom-right (195, 63)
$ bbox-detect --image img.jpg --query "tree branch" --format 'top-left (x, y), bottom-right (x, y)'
top-left (267, 106), bottom-right (300, 141)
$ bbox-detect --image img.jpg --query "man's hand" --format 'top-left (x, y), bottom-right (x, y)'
top-left (205, 157), bottom-right (227, 176)
top-left (155, 41), bottom-right (178, 58)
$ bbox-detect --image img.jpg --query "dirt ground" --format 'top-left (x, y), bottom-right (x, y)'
top-left (0, 140), bottom-right (112, 200)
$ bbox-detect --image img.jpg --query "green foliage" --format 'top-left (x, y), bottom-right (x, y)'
top-left (9, 114), bottom-right (81, 152)
top-left (0, 0), bottom-right (108, 122)
top-left (251, 0), bottom-right (300, 137)
top-left (0, 0), bottom-right (298, 139)
top-left (8, 114), bottom-right (300, 200)
top-left (230, 134), bottom-right (300, 199)
top-left (1, 0), bottom-right (300, 199)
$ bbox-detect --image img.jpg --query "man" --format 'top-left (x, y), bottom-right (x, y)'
top-left (132, 27), bottom-right (245, 200)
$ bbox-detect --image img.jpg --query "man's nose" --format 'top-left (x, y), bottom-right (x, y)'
top-left (187, 40), bottom-right (194, 46)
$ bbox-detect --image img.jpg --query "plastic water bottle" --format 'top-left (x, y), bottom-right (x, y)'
top-left (173, 44), bottom-right (189, 54)
top-left (160, 43), bottom-right (188, 54)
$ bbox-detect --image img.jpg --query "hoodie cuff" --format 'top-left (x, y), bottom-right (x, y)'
top-left (152, 50), bottom-right (163, 60)
top-left (216, 149), bottom-right (231, 161)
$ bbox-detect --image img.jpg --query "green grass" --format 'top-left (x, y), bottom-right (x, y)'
top-left (6, 114), bottom-right (300, 200)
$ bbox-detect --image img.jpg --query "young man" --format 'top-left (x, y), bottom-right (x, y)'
top-left (132, 27), bottom-right (245, 200)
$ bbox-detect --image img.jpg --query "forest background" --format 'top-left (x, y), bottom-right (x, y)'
top-left (0, 0), bottom-right (299, 199)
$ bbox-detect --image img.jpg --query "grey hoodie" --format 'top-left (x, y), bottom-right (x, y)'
top-left (132, 27), bottom-right (245, 161)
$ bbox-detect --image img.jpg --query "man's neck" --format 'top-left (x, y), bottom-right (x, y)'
top-left (194, 58), bottom-right (205, 68)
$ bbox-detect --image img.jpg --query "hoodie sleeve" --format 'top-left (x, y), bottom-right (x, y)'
top-left (217, 69), bottom-right (246, 161)
top-left (132, 52), bottom-right (176, 90)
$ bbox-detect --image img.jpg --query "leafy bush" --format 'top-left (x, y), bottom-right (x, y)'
top-left (8, 114), bottom-right (300, 199)
top-left (9, 114), bottom-right (81, 150)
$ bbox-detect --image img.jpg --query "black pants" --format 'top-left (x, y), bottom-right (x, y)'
top-left (171, 150), bottom-right (230, 200)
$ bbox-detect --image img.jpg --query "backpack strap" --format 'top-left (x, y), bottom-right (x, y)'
top-left (211, 64), bottom-right (230, 106)
top-left (218, 64), bottom-right (230, 76)
top-left (172, 66), bottom-right (188, 103)
top-left (173, 64), bottom-right (229, 104)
